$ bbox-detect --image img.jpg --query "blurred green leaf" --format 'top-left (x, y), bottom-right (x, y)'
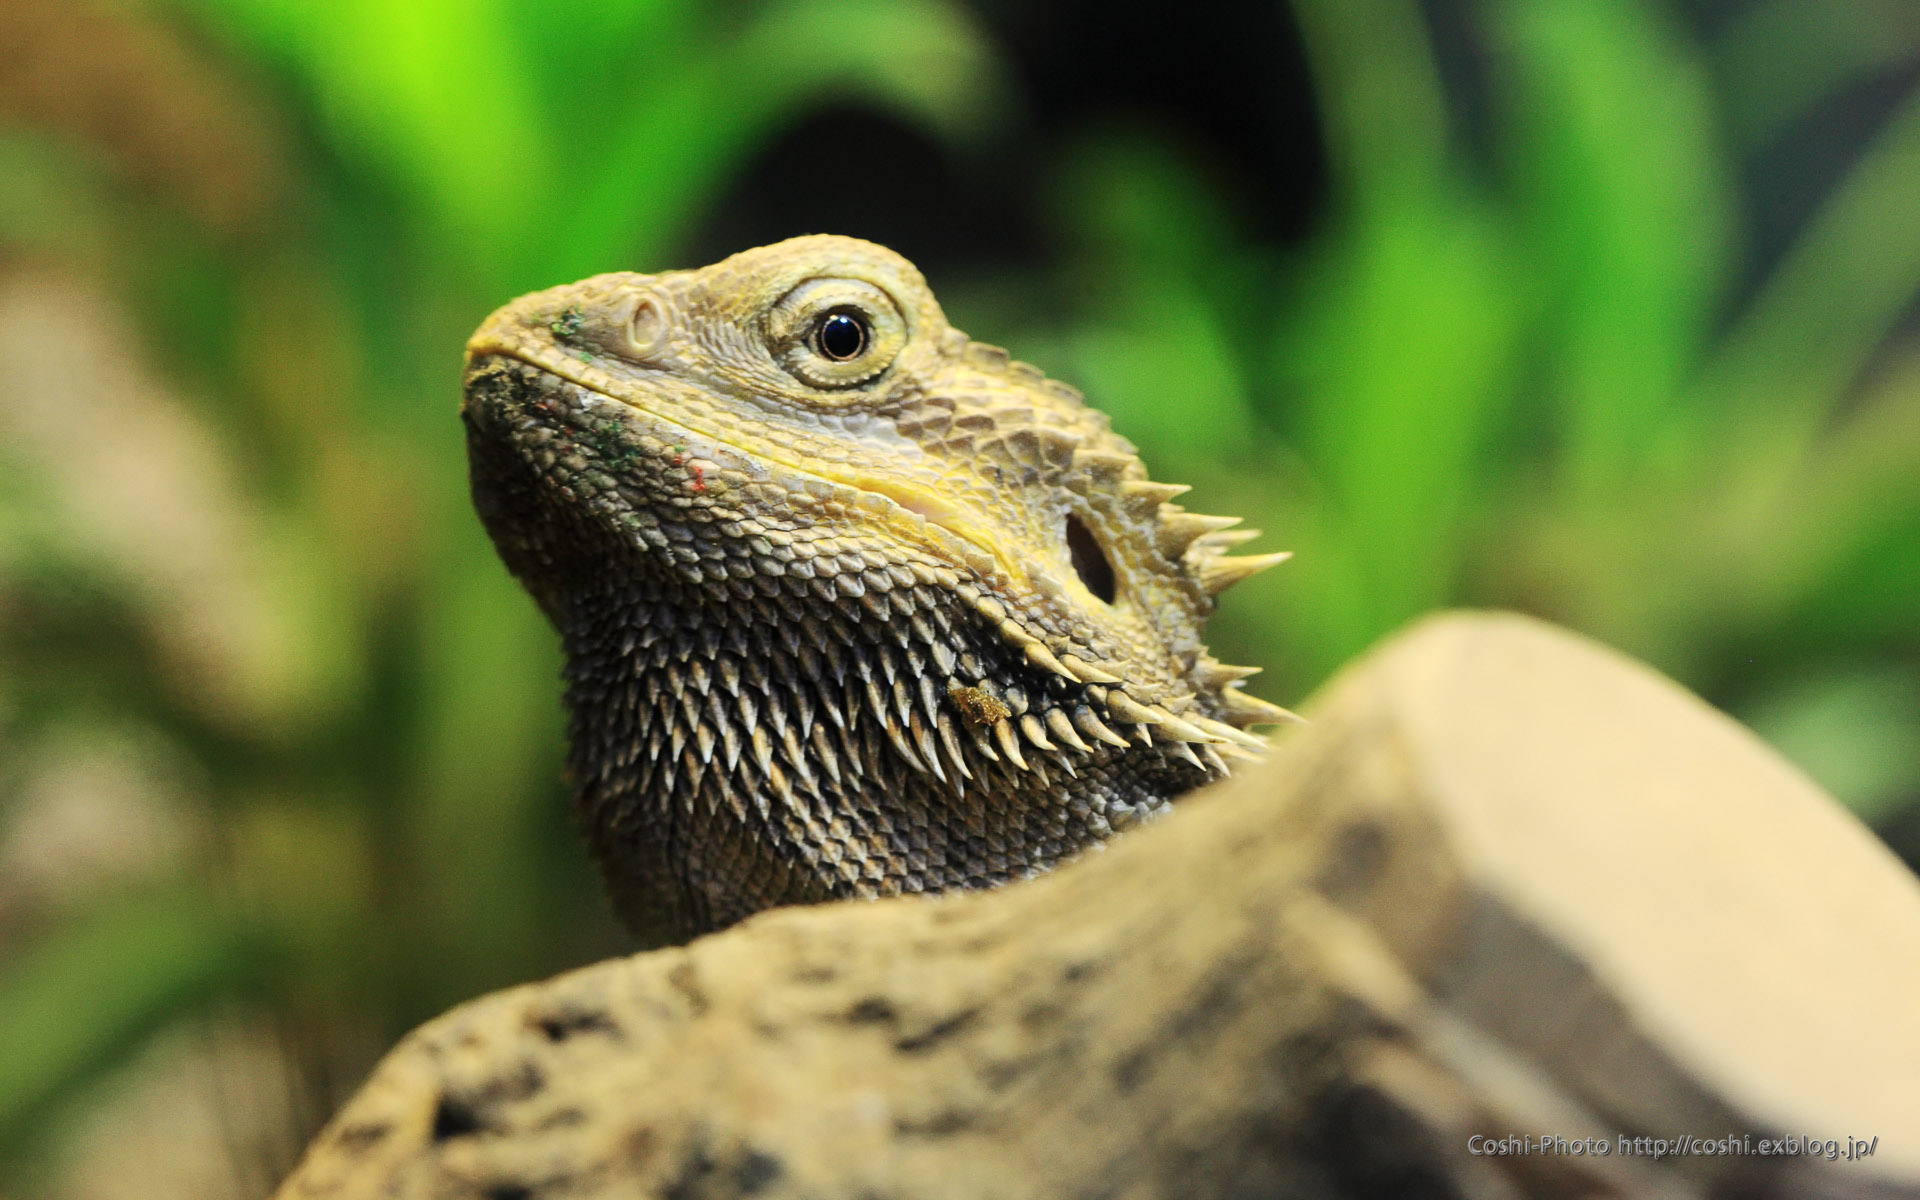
top-left (1716, 0), bottom-right (1920, 149)
top-left (507, 0), bottom-right (692, 117)
top-left (1275, 0), bottom-right (1523, 672)
top-left (1288, 0), bottom-right (1450, 204)
top-left (540, 0), bottom-right (1009, 283)
top-left (0, 136), bottom-right (119, 266)
top-left (0, 889), bottom-right (253, 1147)
top-left (1702, 88), bottom-right (1920, 459)
top-left (1277, 197), bottom-right (1521, 672)
top-left (1735, 356), bottom-right (1920, 640)
top-left (404, 529), bottom-right (569, 1007)
top-left (1744, 666), bottom-right (1920, 823)
top-left (180, 0), bottom-right (551, 260)
top-left (1044, 134), bottom-right (1266, 475)
top-left (1487, 0), bottom-right (1734, 497)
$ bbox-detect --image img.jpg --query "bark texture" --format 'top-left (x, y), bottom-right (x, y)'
top-left (276, 613), bottom-right (1920, 1200)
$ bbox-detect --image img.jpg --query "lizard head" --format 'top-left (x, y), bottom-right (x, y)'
top-left (462, 234), bottom-right (1294, 932)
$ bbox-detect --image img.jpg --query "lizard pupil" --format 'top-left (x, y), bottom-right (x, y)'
top-left (816, 312), bottom-right (868, 361)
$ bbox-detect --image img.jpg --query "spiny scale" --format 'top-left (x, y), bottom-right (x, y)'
top-left (461, 234), bottom-right (1295, 937)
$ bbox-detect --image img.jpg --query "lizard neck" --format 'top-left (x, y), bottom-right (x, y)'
top-left (557, 565), bottom-right (1199, 936)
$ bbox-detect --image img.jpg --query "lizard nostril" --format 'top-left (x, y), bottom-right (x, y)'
top-left (626, 294), bottom-right (669, 359)
top-left (1066, 515), bottom-right (1116, 604)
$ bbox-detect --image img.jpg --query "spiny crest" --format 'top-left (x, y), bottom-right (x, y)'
top-left (628, 584), bottom-right (1298, 825)
top-left (1040, 401), bottom-right (1292, 602)
top-left (949, 341), bottom-right (1297, 738)
top-left (1151, 505), bottom-right (1293, 598)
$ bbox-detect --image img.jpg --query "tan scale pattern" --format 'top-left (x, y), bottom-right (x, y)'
top-left (462, 235), bottom-right (1294, 936)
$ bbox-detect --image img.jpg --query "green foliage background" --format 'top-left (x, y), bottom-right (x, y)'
top-left (1, 0), bottom-right (1916, 1190)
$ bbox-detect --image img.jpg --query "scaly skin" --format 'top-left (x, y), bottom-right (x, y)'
top-left (462, 235), bottom-right (1294, 937)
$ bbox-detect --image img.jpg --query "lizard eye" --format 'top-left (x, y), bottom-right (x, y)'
top-left (768, 277), bottom-right (905, 391)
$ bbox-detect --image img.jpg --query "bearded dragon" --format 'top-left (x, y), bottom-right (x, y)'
top-left (462, 235), bottom-right (1293, 937)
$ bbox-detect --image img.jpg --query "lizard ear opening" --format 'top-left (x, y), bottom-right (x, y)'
top-left (1066, 514), bottom-right (1117, 605)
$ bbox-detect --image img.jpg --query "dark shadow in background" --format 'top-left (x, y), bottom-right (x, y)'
top-left (692, 0), bottom-right (1329, 281)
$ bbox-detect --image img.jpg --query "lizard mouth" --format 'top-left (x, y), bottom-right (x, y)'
top-left (463, 343), bottom-right (1028, 587)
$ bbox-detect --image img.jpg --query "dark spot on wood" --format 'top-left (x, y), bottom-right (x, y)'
top-left (666, 959), bottom-right (709, 1017)
top-left (531, 1005), bottom-right (622, 1043)
top-left (1166, 968), bottom-right (1247, 1048)
top-left (623, 1125), bottom-right (660, 1169)
top-left (1061, 957), bottom-right (1104, 983)
top-left (1021, 1000), bottom-right (1063, 1030)
top-left (662, 1142), bottom-right (717, 1200)
top-left (733, 1149), bottom-right (785, 1193)
top-left (1273, 1026), bottom-right (1343, 1083)
top-left (483, 1185), bottom-right (533, 1200)
top-left (500, 1060), bottom-right (547, 1100)
top-left (535, 1107), bottom-right (587, 1131)
top-left (333, 1121), bottom-right (389, 1152)
top-left (1113, 1047), bottom-right (1153, 1094)
top-left (1316, 817), bottom-right (1392, 900)
top-left (429, 1061), bottom-right (545, 1142)
top-left (431, 1092), bottom-right (482, 1141)
top-left (1317, 1078), bottom-right (1460, 1200)
top-left (791, 963), bottom-right (839, 984)
top-left (844, 996), bottom-right (897, 1024)
top-left (894, 1006), bottom-right (980, 1053)
top-left (977, 1057), bottom-right (1031, 1091)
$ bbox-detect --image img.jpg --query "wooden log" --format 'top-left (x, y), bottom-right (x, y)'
top-left (275, 613), bottom-right (1920, 1200)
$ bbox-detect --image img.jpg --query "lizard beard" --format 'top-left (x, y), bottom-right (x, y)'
top-left (465, 358), bottom-right (1212, 938)
top-left (561, 568), bottom-right (1207, 937)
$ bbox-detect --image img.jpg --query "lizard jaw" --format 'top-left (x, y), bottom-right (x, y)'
top-left (464, 323), bottom-right (1031, 591)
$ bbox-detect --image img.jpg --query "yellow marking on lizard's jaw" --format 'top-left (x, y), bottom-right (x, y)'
top-left (842, 472), bottom-right (1028, 586)
top-left (465, 332), bottom-right (1030, 588)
